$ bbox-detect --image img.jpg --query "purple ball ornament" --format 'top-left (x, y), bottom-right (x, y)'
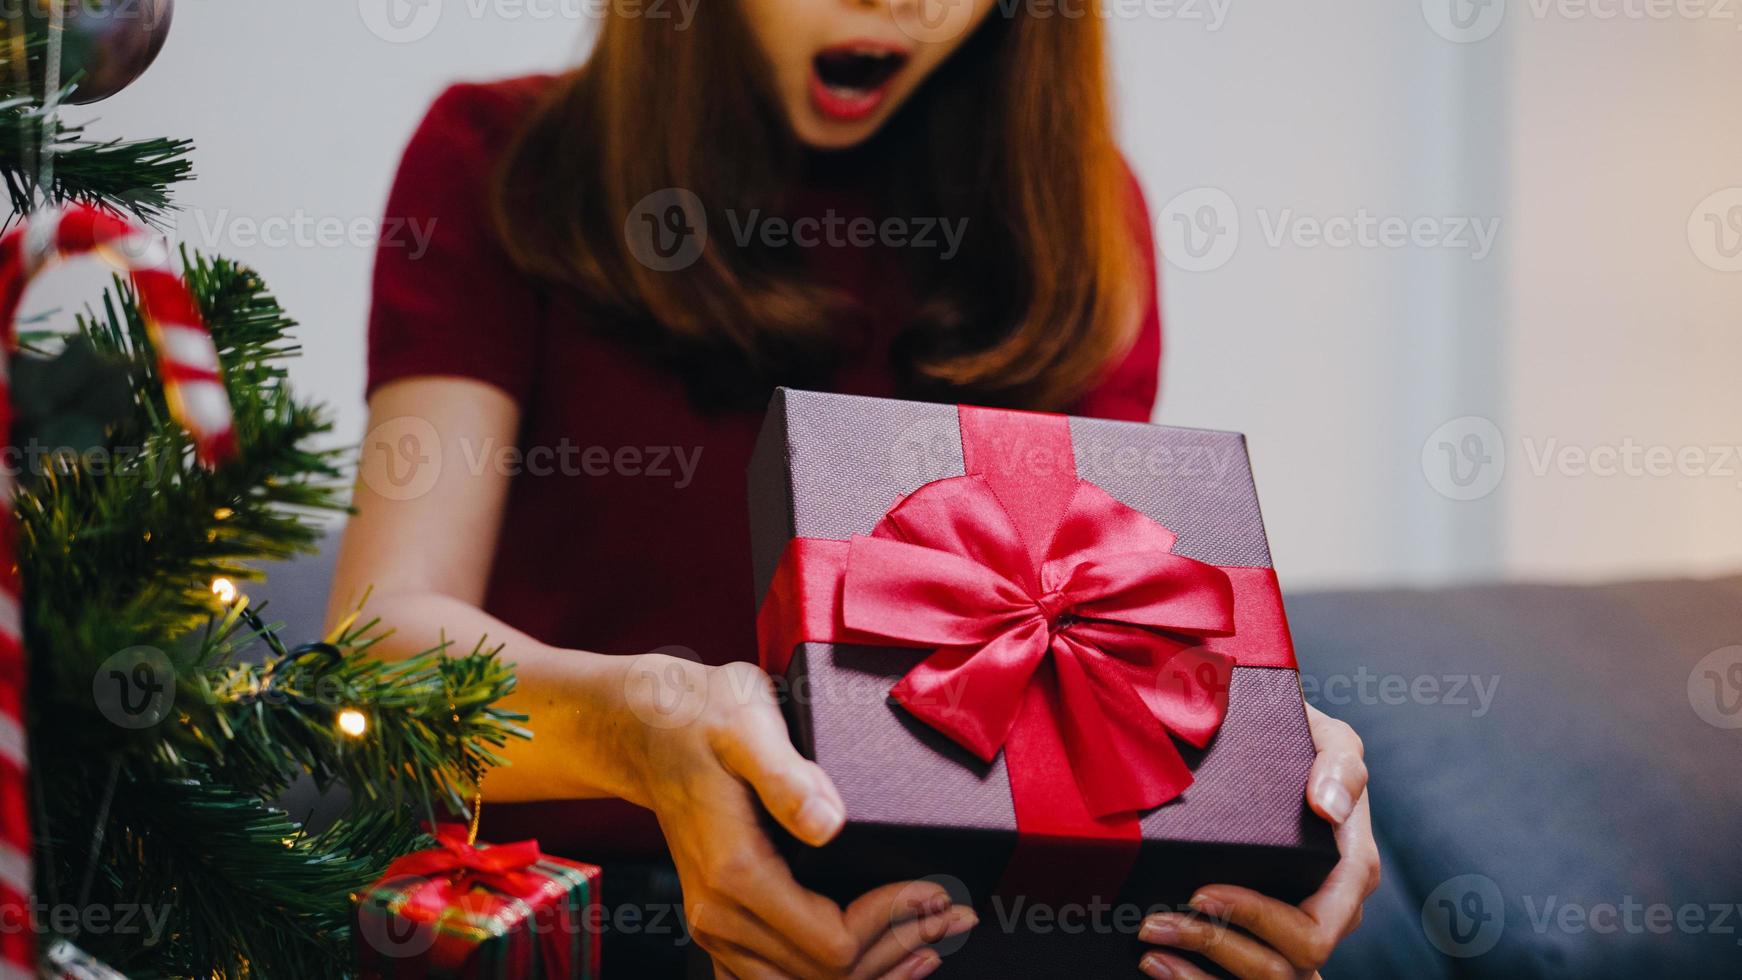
top-left (16, 0), bottom-right (175, 105)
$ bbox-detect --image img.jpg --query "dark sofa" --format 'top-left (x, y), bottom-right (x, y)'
top-left (258, 538), bottom-right (1742, 977)
top-left (1294, 576), bottom-right (1742, 977)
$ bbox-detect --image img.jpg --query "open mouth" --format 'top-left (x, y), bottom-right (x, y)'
top-left (809, 44), bottom-right (910, 123)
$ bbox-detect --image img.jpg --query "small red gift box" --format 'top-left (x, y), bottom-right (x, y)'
top-left (747, 389), bottom-right (1336, 975)
top-left (354, 825), bottom-right (601, 979)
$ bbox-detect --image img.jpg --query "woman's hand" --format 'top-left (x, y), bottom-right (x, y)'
top-left (1136, 704), bottom-right (1380, 979)
top-left (622, 656), bottom-right (977, 980)
top-left (337, 383), bottom-right (974, 978)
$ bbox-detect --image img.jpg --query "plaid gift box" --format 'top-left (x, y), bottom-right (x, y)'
top-left (355, 825), bottom-right (600, 979)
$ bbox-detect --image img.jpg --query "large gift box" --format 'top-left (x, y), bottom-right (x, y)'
top-left (747, 389), bottom-right (1336, 974)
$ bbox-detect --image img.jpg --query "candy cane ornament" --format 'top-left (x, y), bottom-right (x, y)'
top-left (0, 206), bottom-right (237, 464)
top-left (0, 205), bottom-right (237, 979)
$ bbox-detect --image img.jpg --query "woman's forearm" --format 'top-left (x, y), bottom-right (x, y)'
top-left (347, 589), bottom-right (649, 806)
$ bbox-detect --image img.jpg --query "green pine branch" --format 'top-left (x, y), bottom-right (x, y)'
top-left (58, 775), bottom-right (432, 979)
top-left (0, 24), bottom-right (195, 226)
top-left (16, 252), bottom-right (343, 660)
top-left (0, 93), bottom-right (193, 226)
top-left (184, 613), bottom-right (527, 816)
top-left (19, 250), bottom-right (532, 976)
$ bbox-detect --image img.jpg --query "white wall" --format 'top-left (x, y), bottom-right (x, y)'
top-left (1117, 0), bottom-right (1742, 587)
top-left (1113, 1), bottom-right (1512, 587)
top-left (49, 0), bottom-right (587, 457)
top-left (1500, 7), bottom-right (1742, 582)
top-left (42, 1), bottom-right (1742, 590)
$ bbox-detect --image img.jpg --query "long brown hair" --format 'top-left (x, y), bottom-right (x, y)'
top-left (493, 5), bottom-right (1141, 411)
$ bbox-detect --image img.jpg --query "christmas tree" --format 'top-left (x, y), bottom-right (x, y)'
top-left (0, 5), bottom-right (527, 977)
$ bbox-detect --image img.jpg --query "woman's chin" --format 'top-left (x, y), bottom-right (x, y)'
top-left (787, 107), bottom-right (886, 151)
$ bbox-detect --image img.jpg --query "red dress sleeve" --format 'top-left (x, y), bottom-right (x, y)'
top-left (367, 79), bottom-right (551, 403)
top-left (1070, 164), bottom-right (1163, 423)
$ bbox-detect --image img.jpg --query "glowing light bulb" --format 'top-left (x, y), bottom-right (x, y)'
top-left (338, 709), bottom-right (368, 738)
top-left (211, 578), bottom-right (238, 605)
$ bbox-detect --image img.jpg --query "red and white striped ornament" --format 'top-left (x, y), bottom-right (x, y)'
top-left (0, 204), bottom-right (237, 979)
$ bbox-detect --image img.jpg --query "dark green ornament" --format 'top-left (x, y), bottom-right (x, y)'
top-left (11, 333), bottom-right (133, 461)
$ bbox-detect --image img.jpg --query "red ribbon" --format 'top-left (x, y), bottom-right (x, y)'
top-left (758, 406), bottom-right (1296, 842)
top-left (382, 825), bottom-right (546, 923)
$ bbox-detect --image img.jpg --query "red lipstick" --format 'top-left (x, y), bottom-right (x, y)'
top-left (809, 41), bottom-right (911, 123)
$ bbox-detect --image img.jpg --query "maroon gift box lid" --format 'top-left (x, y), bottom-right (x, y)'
top-left (746, 389), bottom-right (1335, 917)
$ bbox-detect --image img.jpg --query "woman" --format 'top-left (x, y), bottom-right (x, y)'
top-left (330, 2), bottom-right (1379, 977)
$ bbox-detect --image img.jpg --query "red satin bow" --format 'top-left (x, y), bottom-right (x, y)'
top-left (839, 473), bottom-right (1239, 818)
top-left (381, 825), bottom-right (544, 923)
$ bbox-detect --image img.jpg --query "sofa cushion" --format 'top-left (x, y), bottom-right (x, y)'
top-left (1289, 576), bottom-right (1742, 978)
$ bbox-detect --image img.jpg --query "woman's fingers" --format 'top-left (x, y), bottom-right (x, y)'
top-left (1304, 704), bottom-right (1367, 825)
top-left (1138, 949), bottom-right (1217, 980)
top-left (1301, 788), bottom-right (1381, 940)
top-left (673, 768), bottom-right (858, 975)
top-left (710, 663), bottom-right (848, 847)
top-left (842, 881), bottom-right (976, 980)
top-left (706, 838), bottom-right (860, 974)
top-left (875, 949), bottom-right (943, 980)
top-left (690, 897), bottom-right (828, 979)
top-left (1140, 907), bottom-right (1298, 979)
top-left (700, 935), bottom-right (796, 980)
top-left (675, 662), bottom-right (987, 978)
top-left (1188, 792), bottom-right (1376, 974)
top-left (694, 878), bottom-right (971, 980)
top-left (1172, 793), bottom-right (1378, 975)
top-left (859, 907), bottom-right (974, 978)
top-left (841, 879), bottom-right (950, 939)
top-left (1180, 887), bottom-right (1328, 973)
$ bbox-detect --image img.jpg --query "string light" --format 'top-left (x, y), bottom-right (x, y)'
top-left (210, 576), bottom-right (291, 660)
top-left (337, 709), bottom-right (368, 738)
top-left (210, 577), bottom-right (238, 605)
